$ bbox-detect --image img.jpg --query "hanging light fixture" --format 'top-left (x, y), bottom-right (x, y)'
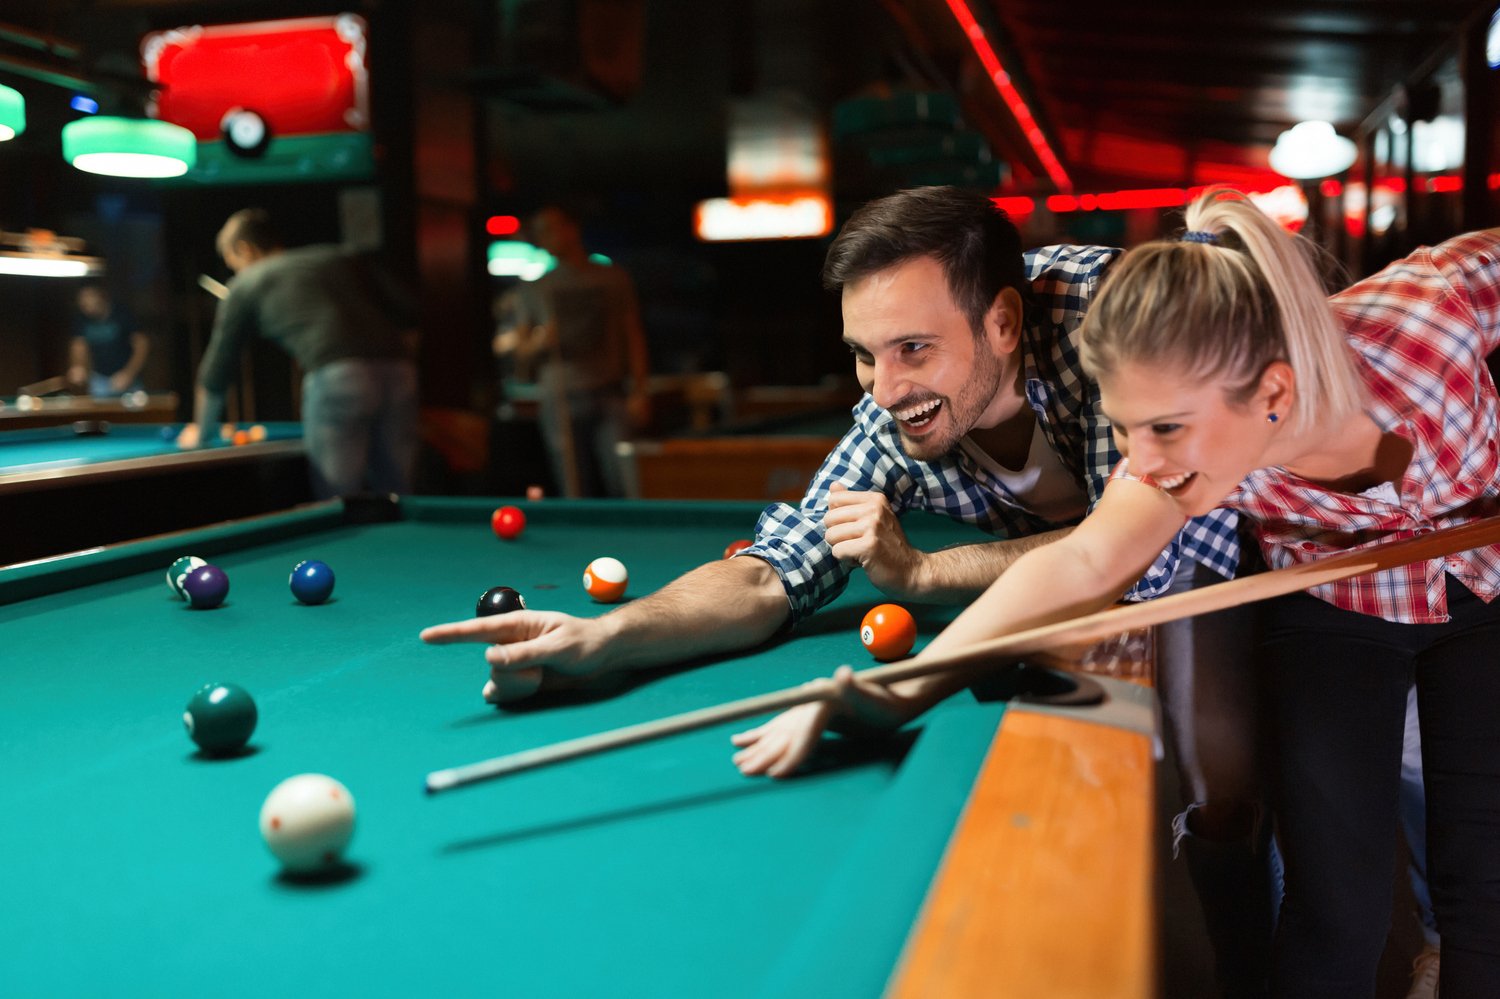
top-left (0, 228), bottom-right (104, 278)
top-left (61, 115), bottom-right (196, 178)
top-left (0, 83), bottom-right (24, 140)
top-left (1269, 121), bottom-right (1357, 181)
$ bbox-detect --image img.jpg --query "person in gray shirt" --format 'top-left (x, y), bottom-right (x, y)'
top-left (178, 208), bottom-right (419, 498)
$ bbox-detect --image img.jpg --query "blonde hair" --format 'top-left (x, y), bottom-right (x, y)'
top-left (1079, 189), bottom-right (1365, 429)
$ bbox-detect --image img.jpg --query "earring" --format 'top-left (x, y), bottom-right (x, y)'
top-left (1267, 413), bottom-right (1279, 424)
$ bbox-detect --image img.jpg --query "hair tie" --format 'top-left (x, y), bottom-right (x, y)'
top-left (1181, 230), bottom-right (1219, 244)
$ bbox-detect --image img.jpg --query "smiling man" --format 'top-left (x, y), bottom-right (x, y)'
top-left (422, 184), bottom-right (1237, 695)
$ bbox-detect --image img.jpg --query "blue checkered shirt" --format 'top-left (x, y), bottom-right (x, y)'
top-left (743, 244), bottom-right (1242, 625)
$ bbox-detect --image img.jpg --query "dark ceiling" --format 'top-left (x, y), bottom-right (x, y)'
top-left (892, 0), bottom-right (1495, 191)
top-left (1, 0), bottom-right (1495, 196)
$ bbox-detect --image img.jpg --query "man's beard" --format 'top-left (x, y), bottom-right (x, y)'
top-left (895, 347), bottom-right (1006, 461)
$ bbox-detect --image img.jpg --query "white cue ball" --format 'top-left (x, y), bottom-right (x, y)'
top-left (259, 773), bottom-right (356, 873)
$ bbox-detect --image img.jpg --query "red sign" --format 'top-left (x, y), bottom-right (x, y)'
top-left (143, 15), bottom-right (369, 140)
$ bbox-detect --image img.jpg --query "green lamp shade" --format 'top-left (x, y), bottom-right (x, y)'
top-left (0, 84), bottom-right (24, 141)
top-left (62, 116), bottom-right (197, 178)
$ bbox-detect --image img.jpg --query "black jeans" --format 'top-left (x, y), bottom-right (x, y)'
top-left (1261, 576), bottom-right (1500, 998)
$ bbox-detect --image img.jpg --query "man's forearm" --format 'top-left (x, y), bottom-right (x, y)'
top-left (593, 556), bottom-right (791, 673)
top-left (908, 526), bottom-right (1074, 603)
top-left (193, 385), bottom-right (226, 432)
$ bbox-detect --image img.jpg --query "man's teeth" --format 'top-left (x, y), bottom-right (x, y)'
top-left (895, 399), bottom-right (941, 421)
top-left (1157, 472), bottom-right (1195, 490)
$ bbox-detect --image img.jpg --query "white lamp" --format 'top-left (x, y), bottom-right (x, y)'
top-left (61, 116), bottom-right (196, 178)
top-left (0, 83), bottom-right (24, 141)
top-left (1269, 121), bottom-right (1357, 180)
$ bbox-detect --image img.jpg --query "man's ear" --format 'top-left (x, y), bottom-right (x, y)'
top-left (986, 286), bottom-right (1025, 353)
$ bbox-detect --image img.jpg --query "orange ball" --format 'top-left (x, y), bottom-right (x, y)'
top-left (722, 538), bottom-right (752, 559)
top-left (491, 505), bottom-right (526, 540)
top-left (860, 603), bottom-right (916, 661)
top-left (232, 430), bottom-right (250, 446)
top-left (248, 424), bottom-right (267, 443)
top-left (583, 556), bottom-right (628, 603)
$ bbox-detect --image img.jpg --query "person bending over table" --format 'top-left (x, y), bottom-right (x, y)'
top-left (177, 209), bottom-right (419, 499)
top-left (733, 192), bottom-right (1500, 998)
top-left (424, 186), bottom-right (1275, 993)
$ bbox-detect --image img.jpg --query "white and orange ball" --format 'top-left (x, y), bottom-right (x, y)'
top-left (583, 556), bottom-right (628, 603)
top-left (259, 773), bottom-right (356, 874)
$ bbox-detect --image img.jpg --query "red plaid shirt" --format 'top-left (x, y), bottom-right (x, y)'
top-left (1114, 229), bottom-right (1500, 622)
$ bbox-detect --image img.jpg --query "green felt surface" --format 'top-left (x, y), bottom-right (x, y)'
top-left (0, 498), bottom-right (1005, 998)
top-left (0, 422), bottom-right (302, 475)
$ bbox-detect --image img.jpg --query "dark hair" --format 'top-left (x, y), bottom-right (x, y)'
top-left (220, 208), bottom-right (283, 254)
top-left (821, 186), bottom-right (1026, 333)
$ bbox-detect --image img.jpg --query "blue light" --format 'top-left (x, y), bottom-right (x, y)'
top-left (70, 95), bottom-right (99, 114)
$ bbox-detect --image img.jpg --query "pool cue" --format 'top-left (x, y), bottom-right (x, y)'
top-left (425, 514), bottom-right (1500, 794)
top-left (19, 375), bottom-right (67, 396)
top-left (197, 273), bottom-right (229, 300)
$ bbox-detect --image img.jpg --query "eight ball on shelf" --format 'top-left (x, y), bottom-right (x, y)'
top-left (477, 585), bottom-right (526, 617)
top-left (183, 682), bottom-right (258, 755)
top-left (289, 560), bottom-right (336, 605)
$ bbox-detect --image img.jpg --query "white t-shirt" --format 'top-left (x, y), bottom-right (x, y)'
top-left (961, 419), bottom-right (1088, 524)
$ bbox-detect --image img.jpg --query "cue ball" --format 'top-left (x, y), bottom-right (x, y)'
top-left (583, 557), bottom-right (628, 603)
top-left (860, 603), bottom-right (917, 661)
top-left (182, 564), bottom-right (230, 609)
top-left (289, 559), bottom-right (336, 605)
top-left (477, 585), bottom-right (526, 617)
top-left (722, 539), bottom-right (753, 559)
top-left (183, 682), bottom-right (257, 755)
top-left (491, 505), bottom-right (526, 540)
top-left (167, 555), bottom-right (207, 599)
top-left (259, 773), bottom-right (356, 874)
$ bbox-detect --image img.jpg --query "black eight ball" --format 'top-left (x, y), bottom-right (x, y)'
top-left (477, 585), bottom-right (526, 617)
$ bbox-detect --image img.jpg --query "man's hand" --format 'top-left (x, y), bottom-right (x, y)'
top-left (175, 423), bottom-right (203, 449)
top-left (730, 666), bottom-right (921, 778)
top-left (420, 610), bottom-right (613, 705)
top-left (824, 482), bottom-right (924, 598)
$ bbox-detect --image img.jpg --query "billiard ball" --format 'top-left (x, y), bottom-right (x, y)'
top-left (477, 585), bottom-right (526, 617)
top-left (167, 555), bottom-right (207, 599)
top-left (525, 484), bottom-right (545, 501)
top-left (491, 505), bottom-right (526, 540)
top-left (723, 539), bottom-right (753, 559)
top-left (583, 557), bottom-right (628, 603)
top-left (248, 424), bottom-right (267, 443)
top-left (232, 430), bottom-right (250, 446)
top-left (183, 682), bottom-right (257, 755)
top-left (289, 559), bottom-right (336, 605)
top-left (259, 773), bottom-right (356, 875)
top-left (182, 564), bottom-right (230, 609)
top-left (860, 603), bottom-right (917, 661)
top-left (219, 422), bottom-right (236, 442)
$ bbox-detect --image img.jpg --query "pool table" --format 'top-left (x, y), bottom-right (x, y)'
top-left (0, 497), bottom-right (1156, 998)
top-left (0, 422), bottom-right (309, 564)
top-left (0, 390), bottom-right (179, 430)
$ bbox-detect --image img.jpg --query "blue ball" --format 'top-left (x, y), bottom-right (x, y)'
top-left (182, 565), bottom-right (230, 609)
top-left (290, 560), bottom-right (335, 605)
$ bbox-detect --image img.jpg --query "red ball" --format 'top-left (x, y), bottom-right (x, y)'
top-left (491, 505), bottom-right (526, 540)
top-left (860, 604), bottom-right (916, 661)
top-left (722, 538), bottom-right (753, 559)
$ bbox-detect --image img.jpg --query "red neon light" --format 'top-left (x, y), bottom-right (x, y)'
top-left (486, 215), bottom-right (521, 236)
top-left (1490, 173), bottom-right (1500, 190)
top-left (1046, 195), bottom-right (1079, 212)
top-left (1320, 179), bottom-right (1342, 198)
top-left (1096, 189), bottom-right (1188, 211)
top-left (1427, 175), bottom-right (1462, 193)
top-left (991, 196), bottom-right (1036, 216)
top-left (942, 0), bottom-right (1072, 192)
top-left (1375, 177), bottom-right (1407, 194)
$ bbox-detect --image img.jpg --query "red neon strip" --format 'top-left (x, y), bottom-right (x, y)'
top-left (991, 196), bottom-right (1036, 216)
top-left (485, 215), bottom-right (521, 236)
top-left (1320, 179), bottom-right (1342, 197)
top-left (942, 0), bottom-right (1072, 192)
top-left (1046, 194), bottom-right (1079, 212)
top-left (1096, 188), bottom-right (1187, 211)
top-left (1427, 175), bottom-right (1462, 193)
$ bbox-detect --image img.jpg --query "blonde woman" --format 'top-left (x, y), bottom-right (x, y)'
top-left (733, 191), bottom-right (1500, 996)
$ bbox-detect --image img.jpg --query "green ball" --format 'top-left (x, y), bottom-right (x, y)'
top-left (167, 556), bottom-right (207, 599)
top-left (183, 682), bottom-right (257, 755)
